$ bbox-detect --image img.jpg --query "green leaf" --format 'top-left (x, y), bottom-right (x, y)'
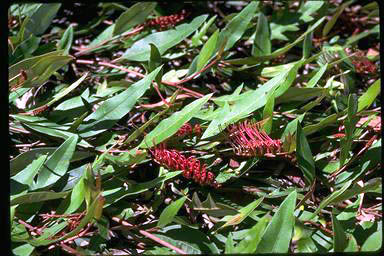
top-left (10, 147), bottom-right (93, 176)
top-left (232, 214), bottom-right (270, 253)
top-left (196, 29), bottom-right (219, 71)
top-left (19, 122), bottom-right (91, 148)
top-left (11, 191), bottom-right (69, 206)
top-left (78, 66), bottom-right (162, 137)
top-left (220, 197), bottom-right (264, 229)
top-left (32, 135), bottom-right (78, 189)
top-left (11, 154), bottom-right (48, 195)
top-left (12, 243), bottom-right (35, 256)
top-left (270, 23), bottom-right (299, 41)
top-left (256, 190), bottom-right (297, 253)
top-left (103, 171), bottom-right (182, 206)
top-left (46, 73), bottom-right (87, 107)
top-left (332, 210), bottom-right (349, 252)
top-left (306, 64), bottom-right (327, 88)
top-left (58, 25), bottom-right (74, 54)
top-left (358, 79), bottom-right (380, 112)
top-left (307, 180), bottom-right (353, 220)
top-left (124, 108), bottom-right (169, 145)
top-left (191, 15), bottom-right (217, 46)
top-left (339, 94), bottom-right (359, 166)
top-left (28, 54), bottom-right (74, 87)
top-left (226, 17), bottom-right (325, 65)
top-left (296, 123), bottom-right (315, 185)
top-left (158, 196), bottom-right (187, 228)
top-left (64, 175), bottom-right (86, 214)
top-left (113, 2), bottom-right (157, 36)
top-left (225, 233), bottom-right (235, 254)
top-left (281, 113), bottom-right (305, 139)
top-left (207, 62), bottom-right (301, 136)
top-left (303, 113), bottom-right (339, 135)
top-left (148, 43), bottom-right (162, 72)
top-left (302, 31), bottom-right (313, 59)
top-left (89, 24), bottom-right (115, 47)
top-left (202, 102), bottom-right (230, 139)
top-left (139, 93), bottom-right (212, 148)
top-left (361, 225), bottom-right (382, 251)
top-left (261, 61), bottom-right (297, 78)
top-left (322, 0), bottom-right (354, 37)
top-left (299, 1), bottom-right (324, 22)
top-left (252, 12), bottom-right (271, 57)
top-left (9, 50), bottom-right (73, 89)
top-left (217, 2), bottom-right (259, 51)
top-left (24, 4), bottom-right (61, 37)
top-left (122, 15), bottom-right (208, 61)
top-left (262, 88), bottom-right (275, 133)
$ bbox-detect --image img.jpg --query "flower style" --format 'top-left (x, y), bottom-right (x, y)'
top-left (227, 120), bottom-right (282, 157)
top-left (149, 143), bottom-right (218, 187)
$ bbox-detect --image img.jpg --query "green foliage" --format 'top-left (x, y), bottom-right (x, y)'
top-left (9, 2), bottom-right (381, 254)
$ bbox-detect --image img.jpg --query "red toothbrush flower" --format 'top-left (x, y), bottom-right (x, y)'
top-left (227, 120), bottom-right (282, 157)
top-left (145, 10), bottom-right (189, 30)
top-left (149, 143), bottom-right (218, 188)
top-left (176, 122), bottom-right (202, 137)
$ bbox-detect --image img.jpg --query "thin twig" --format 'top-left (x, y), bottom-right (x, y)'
top-left (111, 216), bottom-right (187, 255)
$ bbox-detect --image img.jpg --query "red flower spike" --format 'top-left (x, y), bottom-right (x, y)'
top-left (176, 122), bottom-right (202, 137)
top-left (227, 120), bottom-right (282, 157)
top-left (145, 10), bottom-right (189, 30)
top-left (149, 143), bottom-right (217, 187)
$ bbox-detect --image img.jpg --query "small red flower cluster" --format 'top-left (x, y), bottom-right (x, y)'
top-left (149, 143), bottom-right (218, 188)
top-left (350, 50), bottom-right (377, 75)
top-left (176, 123), bottom-right (202, 137)
top-left (352, 58), bottom-right (376, 74)
top-left (227, 120), bottom-right (282, 157)
top-left (145, 10), bottom-right (188, 29)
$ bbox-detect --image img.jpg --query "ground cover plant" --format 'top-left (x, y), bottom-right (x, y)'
top-left (9, 1), bottom-right (381, 255)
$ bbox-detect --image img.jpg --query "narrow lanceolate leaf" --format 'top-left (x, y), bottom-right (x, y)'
top-left (306, 64), bottom-right (327, 88)
top-left (332, 210), bottom-right (349, 252)
top-left (225, 233), bottom-right (235, 253)
top-left (357, 79), bottom-right (380, 112)
top-left (78, 66), bottom-right (162, 137)
top-left (58, 25), bottom-right (74, 54)
top-left (33, 134), bottom-right (78, 189)
top-left (219, 197), bottom-right (264, 229)
top-left (46, 73), bottom-right (87, 106)
top-left (196, 29), bottom-right (219, 71)
top-left (322, 0), bottom-right (353, 37)
top-left (302, 31), bottom-right (313, 59)
top-left (217, 1), bottom-right (259, 51)
top-left (232, 214), bottom-right (270, 253)
top-left (262, 88), bottom-right (275, 134)
top-left (339, 94), bottom-right (359, 166)
top-left (113, 2), bottom-right (157, 36)
top-left (139, 94), bottom-right (212, 148)
top-left (11, 191), bottom-right (69, 206)
top-left (11, 154), bottom-right (48, 194)
top-left (202, 102), bottom-right (230, 139)
top-left (158, 196), bottom-right (187, 228)
top-left (256, 190), bottom-right (297, 253)
top-left (64, 175), bottom-right (86, 214)
top-left (307, 180), bottom-right (353, 220)
top-left (122, 15), bottom-right (208, 61)
top-left (252, 12), bottom-right (271, 57)
top-left (296, 123), bottom-right (315, 185)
